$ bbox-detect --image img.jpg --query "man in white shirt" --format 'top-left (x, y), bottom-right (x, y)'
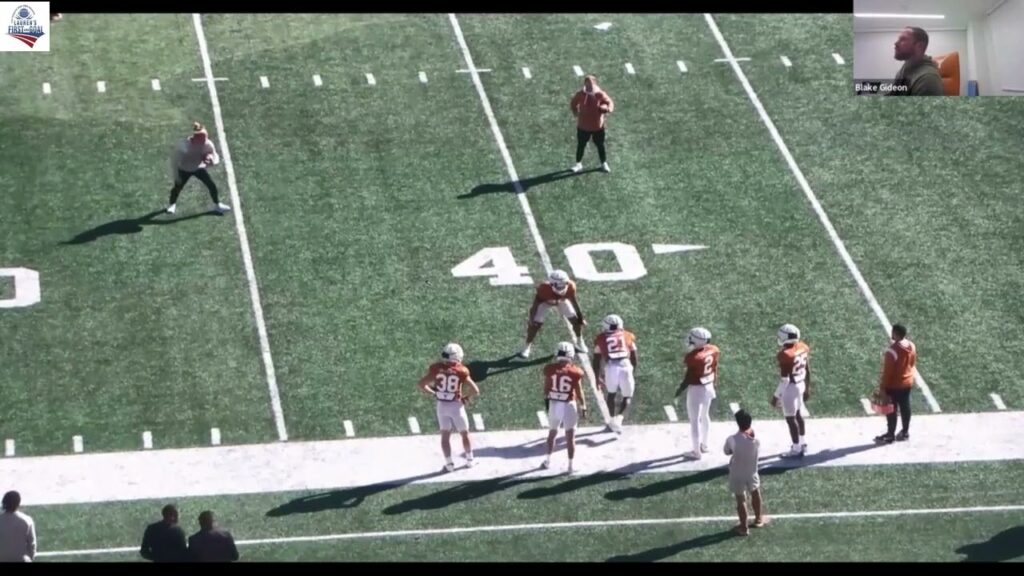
top-left (167, 122), bottom-right (231, 215)
top-left (0, 491), bottom-right (36, 562)
top-left (723, 410), bottom-right (767, 536)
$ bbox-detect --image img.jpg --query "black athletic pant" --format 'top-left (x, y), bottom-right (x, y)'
top-left (169, 168), bottom-right (219, 205)
top-left (885, 387), bottom-right (911, 436)
top-left (576, 128), bottom-right (607, 163)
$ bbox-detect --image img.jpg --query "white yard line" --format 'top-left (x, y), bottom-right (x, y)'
top-left (192, 14), bottom-right (289, 441)
top-left (447, 13), bottom-right (611, 424)
top-left (703, 13), bottom-right (940, 413)
top-left (36, 502), bottom-right (1024, 557)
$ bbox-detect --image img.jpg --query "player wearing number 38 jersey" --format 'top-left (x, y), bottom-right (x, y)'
top-left (417, 343), bottom-right (481, 473)
top-left (674, 327), bottom-right (719, 460)
top-left (542, 342), bottom-right (587, 474)
top-left (772, 324), bottom-right (811, 458)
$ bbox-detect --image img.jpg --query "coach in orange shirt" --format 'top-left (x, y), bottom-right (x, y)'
top-left (874, 324), bottom-right (916, 444)
top-left (570, 75), bottom-right (614, 174)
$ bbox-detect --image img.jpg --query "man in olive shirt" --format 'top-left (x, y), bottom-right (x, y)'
top-left (890, 27), bottom-right (945, 96)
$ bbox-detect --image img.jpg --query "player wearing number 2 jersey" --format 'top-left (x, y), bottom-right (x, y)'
top-left (591, 314), bottom-right (637, 434)
top-left (542, 342), bottom-right (587, 473)
top-left (674, 327), bottom-right (719, 460)
top-left (771, 324), bottom-right (811, 458)
top-left (417, 343), bottom-right (481, 472)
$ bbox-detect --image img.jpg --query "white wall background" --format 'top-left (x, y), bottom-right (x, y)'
top-left (854, 29), bottom-right (968, 95)
top-left (983, 0), bottom-right (1024, 93)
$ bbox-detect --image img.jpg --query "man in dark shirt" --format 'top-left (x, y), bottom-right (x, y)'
top-left (188, 510), bottom-right (239, 562)
top-left (140, 504), bottom-right (188, 562)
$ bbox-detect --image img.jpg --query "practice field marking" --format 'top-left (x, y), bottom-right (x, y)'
top-left (407, 417), bottom-right (421, 434)
top-left (651, 243), bottom-right (706, 254)
top-left (151, 78), bottom-right (162, 91)
top-left (704, 13), bottom-right (941, 413)
top-left (260, 75), bottom-right (269, 88)
top-left (96, 81), bottom-right (106, 93)
top-left (832, 52), bottom-right (846, 65)
top-left (142, 431), bottom-right (153, 450)
top-left (473, 413), bottom-right (486, 431)
top-left (0, 267), bottom-right (41, 308)
top-left (729, 402), bottom-right (741, 414)
top-left (419, 71), bottom-right (428, 84)
top-left (42, 82), bottom-right (51, 94)
top-left (677, 60), bottom-right (688, 73)
top-left (343, 420), bottom-right (355, 437)
top-left (4, 440), bottom-right (13, 457)
top-left (36, 503), bottom-right (1024, 558)
top-left (991, 393), bottom-right (1007, 410)
top-left (715, 57), bottom-right (750, 62)
top-left (522, 67), bottom-right (532, 79)
top-left (860, 398), bottom-right (874, 415)
top-left (210, 427), bottom-right (221, 446)
top-left (193, 14), bottom-right (289, 440)
top-left (781, 56), bottom-right (792, 67)
top-left (624, 62), bottom-right (636, 75)
top-left (663, 405), bottom-right (679, 422)
top-left (312, 74), bottom-right (322, 87)
top-left (72, 436), bottom-right (83, 453)
top-left (573, 65), bottom-right (584, 77)
top-left (536, 411), bottom-right (548, 428)
top-left (366, 73), bottom-right (376, 86)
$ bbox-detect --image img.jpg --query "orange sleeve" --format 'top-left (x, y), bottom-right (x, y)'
top-left (601, 92), bottom-right (614, 113)
top-left (880, 349), bottom-right (895, 388)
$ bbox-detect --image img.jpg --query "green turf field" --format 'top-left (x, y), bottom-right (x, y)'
top-left (1, 12), bottom-right (1022, 561)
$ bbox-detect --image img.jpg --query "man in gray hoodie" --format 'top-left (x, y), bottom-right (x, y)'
top-left (891, 27), bottom-right (946, 96)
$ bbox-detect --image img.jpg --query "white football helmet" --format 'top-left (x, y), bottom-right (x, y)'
top-left (686, 327), bottom-right (712, 351)
top-left (441, 342), bottom-right (464, 363)
top-left (555, 341), bottom-right (575, 362)
top-left (548, 269), bottom-right (570, 295)
top-left (602, 314), bottom-right (623, 332)
top-left (777, 324), bottom-right (800, 347)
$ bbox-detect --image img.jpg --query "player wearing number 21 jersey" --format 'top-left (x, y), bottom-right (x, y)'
top-left (772, 323), bottom-right (811, 458)
top-left (674, 327), bottom-right (719, 460)
top-left (542, 342), bottom-right (588, 474)
top-left (417, 343), bottom-right (481, 473)
top-left (592, 314), bottom-right (637, 434)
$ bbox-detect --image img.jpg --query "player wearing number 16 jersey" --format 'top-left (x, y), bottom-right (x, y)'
top-left (591, 314), bottom-right (637, 434)
top-left (674, 327), bottom-right (719, 460)
top-left (417, 343), bottom-right (481, 472)
top-left (542, 342), bottom-right (588, 474)
top-left (771, 324), bottom-right (811, 458)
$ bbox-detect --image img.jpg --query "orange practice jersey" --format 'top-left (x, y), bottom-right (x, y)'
top-left (594, 329), bottom-right (637, 362)
top-left (778, 341), bottom-right (810, 385)
top-left (543, 362), bottom-right (584, 402)
top-left (426, 361), bottom-right (471, 402)
top-left (881, 339), bottom-right (916, 390)
top-left (535, 280), bottom-right (576, 304)
top-left (683, 344), bottom-right (720, 386)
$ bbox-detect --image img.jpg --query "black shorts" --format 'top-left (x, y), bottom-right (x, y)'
top-left (577, 128), bottom-right (606, 144)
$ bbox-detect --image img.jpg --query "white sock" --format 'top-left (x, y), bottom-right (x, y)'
top-left (446, 457), bottom-right (454, 464)
top-left (799, 435), bottom-right (806, 446)
top-left (465, 451), bottom-right (474, 460)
